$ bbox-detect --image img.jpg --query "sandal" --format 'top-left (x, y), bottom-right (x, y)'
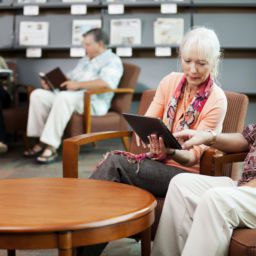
top-left (23, 144), bottom-right (44, 158)
top-left (36, 147), bottom-right (58, 164)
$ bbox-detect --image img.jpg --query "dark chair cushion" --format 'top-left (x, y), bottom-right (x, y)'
top-left (229, 229), bottom-right (256, 256)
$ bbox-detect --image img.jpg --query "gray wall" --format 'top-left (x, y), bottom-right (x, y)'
top-left (16, 57), bottom-right (256, 125)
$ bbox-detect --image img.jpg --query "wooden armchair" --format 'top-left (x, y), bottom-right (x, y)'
top-left (62, 89), bottom-right (252, 256)
top-left (65, 62), bottom-right (141, 137)
top-left (204, 151), bottom-right (256, 256)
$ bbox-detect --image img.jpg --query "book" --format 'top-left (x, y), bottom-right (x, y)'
top-left (39, 67), bottom-right (67, 91)
top-left (123, 113), bottom-right (182, 149)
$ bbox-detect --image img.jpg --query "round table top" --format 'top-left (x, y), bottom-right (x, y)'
top-left (0, 178), bottom-right (156, 233)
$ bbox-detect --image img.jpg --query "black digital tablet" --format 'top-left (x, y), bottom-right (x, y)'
top-left (123, 113), bottom-right (182, 149)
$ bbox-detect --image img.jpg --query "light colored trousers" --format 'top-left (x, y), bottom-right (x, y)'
top-left (151, 173), bottom-right (256, 256)
top-left (27, 89), bottom-right (84, 149)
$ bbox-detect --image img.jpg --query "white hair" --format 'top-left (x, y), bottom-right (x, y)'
top-left (179, 27), bottom-right (221, 78)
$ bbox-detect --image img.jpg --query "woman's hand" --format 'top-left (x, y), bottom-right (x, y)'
top-left (135, 133), bottom-right (147, 148)
top-left (148, 134), bottom-right (175, 160)
top-left (60, 81), bottom-right (80, 91)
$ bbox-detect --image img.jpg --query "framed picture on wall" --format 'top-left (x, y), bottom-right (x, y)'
top-left (72, 19), bottom-right (102, 45)
top-left (19, 21), bottom-right (49, 46)
top-left (110, 18), bottom-right (141, 46)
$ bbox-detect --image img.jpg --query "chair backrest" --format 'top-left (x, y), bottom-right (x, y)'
top-left (129, 90), bottom-right (249, 154)
top-left (6, 61), bottom-right (17, 83)
top-left (110, 62), bottom-right (140, 114)
top-left (200, 91), bottom-right (248, 176)
top-left (222, 91), bottom-right (249, 133)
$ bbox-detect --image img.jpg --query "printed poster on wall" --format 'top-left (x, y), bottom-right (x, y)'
top-left (110, 18), bottom-right (141, 46)
top-left (19, 21), bottom-right (49, 46)
top-left (154, 18), bottom-right (184, 45)
top-left (18, 0), bottom-right (47, 3)
top-left (72, 19), bottom-right (102, 45)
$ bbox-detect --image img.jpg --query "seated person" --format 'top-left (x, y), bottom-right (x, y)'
top-left (151, 126), bottom-right (256, 256)
top-left (0, 56), bottom-right (13, 153)
top-left (90, 26), bottom-right (227, 197)
top-left (76, 26), bottom-right (228, 256)
top-left (24, 28), bottom-right (123, 163)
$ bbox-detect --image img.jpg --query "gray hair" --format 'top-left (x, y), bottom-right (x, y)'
top-left (179, 27), bottom-right (221, 78)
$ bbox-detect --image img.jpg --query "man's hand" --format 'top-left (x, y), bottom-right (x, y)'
top-left (40, 79), bottom-right (50, 90)
top-left (60, 81), bottom-right (80, 91)
top-left (174, 129), bottom-right (214, 150)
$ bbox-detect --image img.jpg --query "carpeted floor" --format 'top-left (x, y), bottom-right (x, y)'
top-left (0, 139), bottom-right (142, 256)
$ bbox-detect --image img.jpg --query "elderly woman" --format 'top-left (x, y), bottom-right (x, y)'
top-left (89, 26), bottom-right (227, 197)
top-left (76, 26), bottom-right (228, 256)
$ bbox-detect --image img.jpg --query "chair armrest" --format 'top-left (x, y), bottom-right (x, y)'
top-left (85, 87), bottom-right (135, 95)
top-left (213, 151), bottom-right (248, 176)
top-left (200, 149), bottom-right (248, 177)
top-left (12, 84), bottom-right (34, 105)
top-left (62, 130), bottom-right (133, 178)
top-left (26, 85), bottom-right (35, 95)
top-left (83, 88), bottom-right (135, 134)
top-left (199, 147), bottom-right (219, 176)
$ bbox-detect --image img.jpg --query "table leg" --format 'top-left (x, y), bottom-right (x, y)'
top-left (7, 250), bottom-right (16, 256)
top-left (58, 231), bottom-right (73, 256)
top-left (141, 227), bottom-right (151, 256)
top-left (59, 248), bottom-right (73, 256)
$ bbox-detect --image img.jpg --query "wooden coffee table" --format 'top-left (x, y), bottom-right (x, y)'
top-left (0, 178), bottom-right (156, 256)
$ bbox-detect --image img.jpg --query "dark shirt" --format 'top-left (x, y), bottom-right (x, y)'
top-left (238, 124), bottom-right (256, 185)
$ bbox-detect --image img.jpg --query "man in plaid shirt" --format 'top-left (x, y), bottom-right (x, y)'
top-left (151, 124), bottom-right (256, 256)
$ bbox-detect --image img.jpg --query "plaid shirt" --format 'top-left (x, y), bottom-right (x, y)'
top-left (238, 124), bottom-right (256, 186)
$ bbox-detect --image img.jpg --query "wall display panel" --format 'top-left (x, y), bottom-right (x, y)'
top-left (103, 13), bottom-right (191, 48)
top-left (15, 15), bottom-right (101, 48)
top-left (101, 0), bottom-right (191, 7)
top-left (13, 0), bottom-right (100, 7)
top-left (0, 0), bottom-right (13, 7)
top-left (16, 57), bottom-right (180, 91)
top-left (16, 58), bottom-right (256, 127)
top-left (16, 57), bottom-right (256, 95)
top-left (0, 15), bottom-right (14, 48)
top-left (193, 0), bottom-right (256, 6)
top-left (194, 13), bottom-right (256, 49)
top-left (218, 59), bottom-right (256, 95)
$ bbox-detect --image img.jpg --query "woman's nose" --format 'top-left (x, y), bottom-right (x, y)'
top-left (190, 63), bottom-right (197, 73)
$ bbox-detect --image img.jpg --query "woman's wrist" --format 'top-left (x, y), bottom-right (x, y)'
top-left (207, 130), bottom-right (217, 146)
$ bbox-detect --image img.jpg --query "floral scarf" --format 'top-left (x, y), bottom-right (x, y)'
top-left (163, 75), bottom-right (213, 131)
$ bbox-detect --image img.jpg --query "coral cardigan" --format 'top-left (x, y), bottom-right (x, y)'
top-left (145, 72), bottom-right (227, 173)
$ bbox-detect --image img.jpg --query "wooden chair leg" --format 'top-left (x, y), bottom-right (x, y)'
top-left (7, 250), bottom-right (16, 256)
top-left (141, 227), bottom-right (151, 256)
top-left (121, 136), bottom-right (130, 151)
